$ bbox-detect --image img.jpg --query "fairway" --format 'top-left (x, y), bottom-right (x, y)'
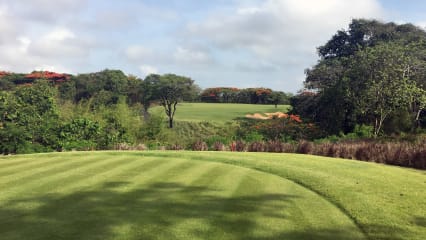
top-left (151, 103), bottom-right (290, 122)
top-left (0, 152), bottom-right (425, 240)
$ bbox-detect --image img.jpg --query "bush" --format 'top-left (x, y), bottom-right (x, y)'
top-left (167, 144), bottom-right (185, 151)
top-left (266, 141), bottom-right (285, 153)
top-left (211, 142), bottom-right (226, 151)
top-left (297, 141), bottom-right (314, 154)
top-left (235, 140), bottom-right (246, 152)
top-left (248, 141), bottom-right (266, 152)
top-left (192, 140), bottom-right (208, 151)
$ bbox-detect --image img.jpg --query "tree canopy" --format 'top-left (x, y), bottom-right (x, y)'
top-left (293, 19), bottom-right (426, 136)
top-left (147, 74), bottom-right (196, 128)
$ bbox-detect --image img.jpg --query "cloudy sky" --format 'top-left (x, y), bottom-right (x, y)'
top-left (1, 0), bottom-right (425, 92)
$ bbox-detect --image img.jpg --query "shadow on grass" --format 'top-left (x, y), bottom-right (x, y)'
top-left (0, 181), bottom-right (366, 240)
top-left (414, 216), bottom-right (426, 227)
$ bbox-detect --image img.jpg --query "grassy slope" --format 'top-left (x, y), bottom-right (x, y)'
top-left (1, 152), bottom-right (425, 240)
top-left (151, 103), bottom-right (290, 122)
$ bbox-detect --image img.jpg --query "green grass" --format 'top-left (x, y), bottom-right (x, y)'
top-left (151, 103), bottom-right (290, 122)
top-left (1, 152), bottom-right (425, 240)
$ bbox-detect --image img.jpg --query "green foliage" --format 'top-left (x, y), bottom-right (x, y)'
top-left (140, 113), bottom-right (166, 141)
top-left (200, 87), bottom-right (291, 105)
top-left (71, 69), bottom-right (129, 102)
top-left (0, 123), bottom-right (31, 154)
top-left (59, 118), bottom-right (101, 150)
top-left (297, 19), bottom-right (426, 137)
top-left (146, 73), bottom-right (198, 128)
top-left (0, 81), bottom-right (60, 154)
top-left (237, 117), bottom-right (323, 142)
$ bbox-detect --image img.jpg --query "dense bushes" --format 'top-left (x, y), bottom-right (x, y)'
top-left (237, 116), bottom-right (324, 142)
top-left (294, 140), bottom-right (426, 169)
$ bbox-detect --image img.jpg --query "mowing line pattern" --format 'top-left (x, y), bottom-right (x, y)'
top-left (0, 152), bottom-right (368, 240)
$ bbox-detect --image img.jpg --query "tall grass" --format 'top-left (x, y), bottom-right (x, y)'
top-left (275, 140), bottom-right (426, 169)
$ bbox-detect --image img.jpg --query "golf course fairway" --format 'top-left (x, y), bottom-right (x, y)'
top-left (0, 151), bottom-right (424, 240)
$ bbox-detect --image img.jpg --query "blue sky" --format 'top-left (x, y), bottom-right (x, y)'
top-left (0, 0), bottom-right (425, 92)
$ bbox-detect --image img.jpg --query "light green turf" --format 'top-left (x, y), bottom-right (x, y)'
top-left (1, 152), bottom-right (425, 240)
top-left (151, 103), bottom-right (290, 122)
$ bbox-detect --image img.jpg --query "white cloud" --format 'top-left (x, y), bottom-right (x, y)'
top-left (126, 45), bottom-right (155, 61)
top-left (0, 5), bottom-right (20, 44)
top-left (189, 0), bottom-right (383, 57)
top-left (184, 0), bottom-right (384, 91)
top-left (29, 27), bottom-right (91, 58)
top-left (0, 27), bottom-right (91, 73)
top-left (139, 65), bottom-right (158, 77)
top-left (415, 21), bottom-right (426, 29)
top-left (34, 64), bottom-right (72, 73)
top-left (173, 47), bottom-right (212, 65)
top-left (12, 0), bottom-right (88, 23)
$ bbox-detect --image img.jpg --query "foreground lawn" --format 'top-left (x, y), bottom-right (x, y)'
top-left (151, 103), bottom-right (290, 122)
top-left (0, 152), bottom-right (424, 240)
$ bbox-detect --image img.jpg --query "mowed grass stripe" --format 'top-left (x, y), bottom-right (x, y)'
top-left (0, 155), bottom-right (134, 200)
top-left (0, 152), bottom-right (423, 240)
top-left (179, 151), bottom-right (425, 240)
top-left (2, 160), bottom-right (224, 240)
top-left (0, 158), bottom-right (189, 229)
top-left (23, 156), bottom-right (164, 194)
top-left (135, 164), bottom-right (246, 240)
top-left (0, 155), bottom-right (106, 186)
top-left (166, 161), bottom-right (365, 240)
top-left (0, 156), bottom-right (51, 169)
top-left (0, 153), bottom-right (119, 183)
top-left (0, 154), bottom-right (79, 177)
top-left (71, 158), bottom-right (193, 192)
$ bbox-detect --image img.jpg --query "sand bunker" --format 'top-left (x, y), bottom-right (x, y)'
top-left (245, 112), bottom-right (288, 120)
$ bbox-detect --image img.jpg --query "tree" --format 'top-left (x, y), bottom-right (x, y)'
top-left (72, 69), bottom-right (129, 103)
top-left (348, 43), bottom-right (424, 137)
top-left (267, 91), bottom-right (291, 108)
top-left (140, 74), bottom-right (161, 121)
top-left (0, 80), bottom-right (60, 153)
top-left (295, 19), bottom-right (426, 136)
top-left (151, 74), bottom-right (196, 128)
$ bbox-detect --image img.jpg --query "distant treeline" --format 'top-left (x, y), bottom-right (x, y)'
top-left (0, 70), bottom-right (291, 105)
top-left (200, 87), bottom-right (292, 105)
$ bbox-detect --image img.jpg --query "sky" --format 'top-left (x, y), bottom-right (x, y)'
top-left (1, 0), bottom-right (426, 92)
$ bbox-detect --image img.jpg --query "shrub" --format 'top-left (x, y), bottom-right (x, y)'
top-left (235, 140), bottom-right (246, 152)
top-left (135, 143), bottom-right (147, 151)
top-left (266, 141), bottom-right (285, 153)
top-left (167, 144), bottom-right (185, 151)
top-left (192, 140), bottom-right (208, 151)
top-left (248, 141), bottom-right (266, 152)
top-left (212, 141), bottom-right (226, 151)
top-left (229, 140), bottom-right (246, 152)
top-left (297, 141), bottom-right (314, 154)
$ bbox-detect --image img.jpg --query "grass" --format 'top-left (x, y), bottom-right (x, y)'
top-left (0, 152), bottom-right (425, 240)
top-left (151, 103), bottom-right (290, 122)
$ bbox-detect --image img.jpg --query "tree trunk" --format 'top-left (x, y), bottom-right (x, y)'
top-left (415, 109), bottom-right (422, 130)
top-left (142, 107), bottom-right (150, 122)
top-left (169, 117), bottom-right (173, 128)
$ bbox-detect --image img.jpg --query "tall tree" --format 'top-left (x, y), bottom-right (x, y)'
top-left (347, 43), bottom-right (423, 137)
top-left (150, 74), bottom-right (196, 128)
top-left (140, 74), bottom-right (161, 120)
top-left (296, 19), bottom-right (426, 136)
